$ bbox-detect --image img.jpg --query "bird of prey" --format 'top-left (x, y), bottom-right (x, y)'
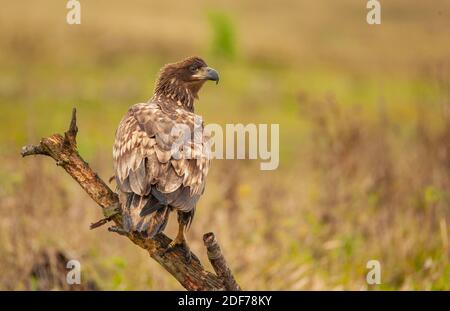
top-left (113, 57), bottom-right (219, 261)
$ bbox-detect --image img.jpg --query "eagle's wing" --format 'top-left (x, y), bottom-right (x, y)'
top-left (112, 102), bottom-right (210, 233)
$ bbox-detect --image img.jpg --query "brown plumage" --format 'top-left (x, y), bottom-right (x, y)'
top-left (112, 57), bottom-right (219, 260)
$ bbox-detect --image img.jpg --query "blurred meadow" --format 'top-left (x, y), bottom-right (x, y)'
top-left (0, 0), bottom-right (450, 290)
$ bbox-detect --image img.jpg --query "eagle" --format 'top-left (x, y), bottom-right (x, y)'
top-left (112, 57), bottom-right (219, 261)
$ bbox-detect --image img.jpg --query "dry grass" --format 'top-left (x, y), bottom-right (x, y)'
top-left (0, 0), bottom-right (449, 290)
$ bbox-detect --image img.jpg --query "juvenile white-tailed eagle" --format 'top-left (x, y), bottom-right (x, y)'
top-left (113, 57), bottom-right (219, 261)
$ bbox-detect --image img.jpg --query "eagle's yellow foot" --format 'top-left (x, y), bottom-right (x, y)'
top-left (161, 217), bottom-right (192, 263)
top-left (163, 232), bottom-right (191, 263)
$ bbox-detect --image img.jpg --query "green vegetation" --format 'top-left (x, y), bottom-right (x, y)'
top-left (207, 11), bottom-right (236, 60)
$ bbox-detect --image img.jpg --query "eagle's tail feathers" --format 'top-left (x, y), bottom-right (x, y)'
top-left (120, 191), bottom-right (170, 237)
top-left (136, 205), bottom-right (170, 238)
top-left (140, 195), bottom-right (165, 217)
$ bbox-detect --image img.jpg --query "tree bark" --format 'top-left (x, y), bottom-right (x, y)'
top-left (21, 108), bottom-right (241, 291)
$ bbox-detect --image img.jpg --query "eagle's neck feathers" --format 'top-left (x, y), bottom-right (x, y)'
top-left (153, 77), bottom-right (198, 112)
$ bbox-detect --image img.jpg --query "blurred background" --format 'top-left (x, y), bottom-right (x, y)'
top-left (0, 0), bottom-right (449, 290)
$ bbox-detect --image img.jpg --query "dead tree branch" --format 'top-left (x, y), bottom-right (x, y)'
top-left (204, 232), bottom-right (242, 290)
top-left (21, 108), bottom-right (241, 291)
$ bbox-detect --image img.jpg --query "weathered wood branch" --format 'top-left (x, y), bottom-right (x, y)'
top-left (204, 232), bottom-right (242, 291)
top-left (21, 108), bottom-right (241, 291)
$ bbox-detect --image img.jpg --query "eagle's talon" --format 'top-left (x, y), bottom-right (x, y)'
top-left (108, 226), bottom-right (128, 236)
top-left (162, 239), bottom-right (182, 254)
top-left (163, 238), bottom-right (191, 263)
top-left (179, 241), bottom-right (192, 264)
top-left (183, 249), bottom-right (192, 264)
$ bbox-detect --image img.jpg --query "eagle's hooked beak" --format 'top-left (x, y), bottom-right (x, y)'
top-left (194, 67), bottom-right (220, 84)
top-left (206, 67), bottom-right (219, 84)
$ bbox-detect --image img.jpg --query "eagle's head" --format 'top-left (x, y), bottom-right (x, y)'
top-left (154, 56), bottom-right (219, 111)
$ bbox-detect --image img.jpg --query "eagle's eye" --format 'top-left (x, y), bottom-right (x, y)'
top-left (189, 65), bottom-right (199, 73)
